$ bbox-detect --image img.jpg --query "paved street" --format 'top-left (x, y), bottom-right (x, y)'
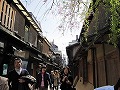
top-left (48, 85), bottom-right (61, 90)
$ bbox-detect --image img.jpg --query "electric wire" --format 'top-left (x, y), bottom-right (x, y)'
top-left (37, 0), bottom-right (55, 22)
top-left (33, 0), bottom-right (42, 13)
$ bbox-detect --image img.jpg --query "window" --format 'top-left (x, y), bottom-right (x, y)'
top-left (24, 25), bottom-right (29, 42)
top-left (2, 64), bottom-right (8, 75)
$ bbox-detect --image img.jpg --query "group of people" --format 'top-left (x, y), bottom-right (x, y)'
top-left (35, 62), bottom-right (74, 90)
top-left (50, 66), bottom-right (73, 90)
top-left (2, 57), bottom-right (120, 90)
top-left (0, 57), bottom-right (74, 90)
top-left (50, 70), bottom-right (60, 90)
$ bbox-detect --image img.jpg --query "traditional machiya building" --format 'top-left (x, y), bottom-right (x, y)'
top-left (42, 37), bottom-right (59, 73)
top-left (67, 1), bottom-right (120, 90)
top-left (0, 0), bottom-right (56, 77)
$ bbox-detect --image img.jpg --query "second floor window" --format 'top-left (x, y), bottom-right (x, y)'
top-left (24, 25), bottom-right (29, 42)
top-left (0, 0), bottom-right (16, 30)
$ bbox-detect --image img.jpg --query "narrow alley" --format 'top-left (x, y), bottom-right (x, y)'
top-left (0, 0), bottom-right (120, 90)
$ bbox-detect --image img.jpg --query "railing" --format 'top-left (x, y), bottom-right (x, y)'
top-left (0, 0), bottom-right (16, 31)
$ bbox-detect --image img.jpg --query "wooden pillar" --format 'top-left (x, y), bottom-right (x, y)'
top-left (92, 47), bottom-right (97, 88)
top-left (103, 43), bottom-right (108, 85)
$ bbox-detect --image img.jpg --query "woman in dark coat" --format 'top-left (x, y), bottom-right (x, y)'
top-left (60, 66), bottom-right (73, 90)
top-left (7, 58), bottom-right (30, 90)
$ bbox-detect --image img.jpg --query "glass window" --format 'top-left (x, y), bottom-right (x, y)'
top-left (24, 25), bottom-right (29, 42)
top-left (22, 61), bottom-right (28, 69)
top-left (2, 64), bottom-right (8, 75)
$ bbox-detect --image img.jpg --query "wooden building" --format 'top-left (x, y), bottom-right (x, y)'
top-left (66, 1), bottom-right (120, 90)
top-left (0, 0), bottom-right (57, 77)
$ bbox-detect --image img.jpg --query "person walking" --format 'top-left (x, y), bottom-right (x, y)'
top-left (0, 76), bottom-right (9, 90)
top-left (7, 57), bottom-right (30, 90)
top-left (50, 70), bottom-right (54, 89)
top-left (60, 66), bottom-right (73, 90)
top-left (35, 65), bottom-right (52, 90)
top-left (53, 70), bottom-right (60, 90)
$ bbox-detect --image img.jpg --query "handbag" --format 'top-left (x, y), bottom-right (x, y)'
top-left (20, 75), bottom-right (36, 84)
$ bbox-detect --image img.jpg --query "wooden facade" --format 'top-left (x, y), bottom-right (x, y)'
top-left (0, 0), bottom-right (16, 31)
top-left (67, 1), bottom-right (120, 90)
top-left (0, 0), bottom-right (57, 78)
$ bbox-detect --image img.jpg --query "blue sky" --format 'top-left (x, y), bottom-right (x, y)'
top-left (20, 0), bottom-right (89, 57)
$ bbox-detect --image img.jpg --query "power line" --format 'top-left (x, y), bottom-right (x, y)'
top-left (27, 0), bottom-right (35, 6)
top-left (35, 2), bottom-right (47, 18)
top-left (33, 0), bottom-right (42, 14)
top-left (38, 0), bottom-right (54, 22)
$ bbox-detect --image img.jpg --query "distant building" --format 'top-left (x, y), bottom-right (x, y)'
top-left (51, 41), bottom-right (58, 51)
top-left (51, 41), bottom-right (63, 69)
top-left (68, 35), bottom-right (79, 45)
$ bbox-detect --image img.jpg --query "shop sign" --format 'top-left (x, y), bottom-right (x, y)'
top-left (14, 50), bottom-right (29, 59)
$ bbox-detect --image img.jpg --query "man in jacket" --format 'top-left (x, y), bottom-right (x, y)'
top-left (7, 57), bottom-right (30, 90)
top-left (0, 76), bottom-right (9, 90)
top-left (35, 65), bottom-right (52, 90)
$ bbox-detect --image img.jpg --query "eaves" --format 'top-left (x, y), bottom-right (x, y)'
top-left (0, 25), bottom-right (43, 55)
top-left (72, 25), bottom-right (110, 61)
top-left (13, 0), bottom-right (42, 32)
top-left (66, 42), bottom-right (80, 60)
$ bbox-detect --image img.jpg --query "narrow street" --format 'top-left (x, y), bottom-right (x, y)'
top-left (1, 0), bottom-right (120, 90)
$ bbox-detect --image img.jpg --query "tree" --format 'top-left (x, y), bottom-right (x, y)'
top-left (23, 0), bottom-right (120, 46)
top-left (91, 0), bottom-right (120, 46)
top-left (49, 0), bottom-right (120, 46)
top-left (42, 0), bottom-right (90, 33)
top-left (47, 0), bottom-right (120, 46)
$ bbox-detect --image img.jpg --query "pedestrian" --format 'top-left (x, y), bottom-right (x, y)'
top-left (60, 66), bottom-right (73, 90)
top-left (53, 70), bottom-right (60, 90)
top-left (36, 63), bottom-right (43, 74)
top-left (0, 76), bottom-right (9, 90)
top-left (35, 65), bottom-right (52, 90)
top-left (50, 70), bottom-right (54, 89)
top-left (7, 57), bottom-right (31, 90)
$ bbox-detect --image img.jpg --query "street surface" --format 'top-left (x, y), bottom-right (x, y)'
top-left (48, 85), bottom-right (61, 90)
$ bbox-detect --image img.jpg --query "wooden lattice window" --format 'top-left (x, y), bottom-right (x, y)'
top-left (0, 0), bottom-right (16, 31)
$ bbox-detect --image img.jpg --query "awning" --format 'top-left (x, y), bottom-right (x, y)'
top-left (30, 56), bottom-right (43, 62)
